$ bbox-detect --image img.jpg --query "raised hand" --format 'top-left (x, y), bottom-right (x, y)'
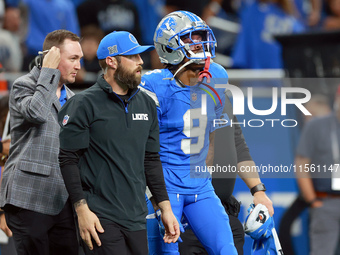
top-left (42, 46), bottom-right (61, 69)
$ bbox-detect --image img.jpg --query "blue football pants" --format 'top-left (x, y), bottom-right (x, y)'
top-left (147, 191), bottom-right (237, 255)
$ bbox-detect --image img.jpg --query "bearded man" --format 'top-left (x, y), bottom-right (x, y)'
top-left (58, 31), bottom-right (180, 255)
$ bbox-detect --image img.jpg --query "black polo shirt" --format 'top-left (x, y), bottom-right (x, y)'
top-left (59, 75), bottom-right (160, 231)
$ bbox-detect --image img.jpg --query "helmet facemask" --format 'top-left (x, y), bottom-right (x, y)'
top-left (154, 11), bottom-right (217, 66)
top-left (177, 30), bottom-right (216, 65)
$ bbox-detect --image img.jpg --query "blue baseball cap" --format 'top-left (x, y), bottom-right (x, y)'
top-left (97, 31), bottom-right (155, 60)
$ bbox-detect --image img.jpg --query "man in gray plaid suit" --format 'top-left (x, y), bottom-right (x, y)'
top-left (0, 29), bottom-right (83, 255)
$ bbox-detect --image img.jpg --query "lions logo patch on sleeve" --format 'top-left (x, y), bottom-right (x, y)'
top-left (62, 115), bottom-right (70, 126)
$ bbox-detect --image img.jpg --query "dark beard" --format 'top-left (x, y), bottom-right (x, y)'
top-left (114, 64), bottom-right (141, 90)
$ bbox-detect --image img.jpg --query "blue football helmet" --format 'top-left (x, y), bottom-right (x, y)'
top-left (154, 11), bottom-right (217, 65)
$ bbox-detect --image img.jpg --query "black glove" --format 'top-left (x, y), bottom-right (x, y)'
top-left (222, 195), bottom-right (241, 217)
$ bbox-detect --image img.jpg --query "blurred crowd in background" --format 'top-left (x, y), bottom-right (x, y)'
top-left (1, 0), bottom-right (340, 89)
top-left (1, 1), bottom-right (340, 255)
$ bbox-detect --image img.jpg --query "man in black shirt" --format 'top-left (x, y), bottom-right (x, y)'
top-left (58, 31), bottom-right (179, 255)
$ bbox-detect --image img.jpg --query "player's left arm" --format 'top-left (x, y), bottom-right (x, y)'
top-left (237, 161), bottom-right (274, 216)
top-left (234, 116), bottom-right (274, 216)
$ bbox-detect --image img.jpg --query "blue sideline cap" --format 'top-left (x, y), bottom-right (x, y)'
top-left (97, 31), bottom-right (155, 60)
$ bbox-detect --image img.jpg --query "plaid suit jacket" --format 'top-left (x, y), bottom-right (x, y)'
top-left (0, 67), bottom-right (74, 215)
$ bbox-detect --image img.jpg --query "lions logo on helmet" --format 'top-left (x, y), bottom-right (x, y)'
top-left (153, 10), bottom-right (217, 66)
top-left (155, 17), bottom-right (177, 41)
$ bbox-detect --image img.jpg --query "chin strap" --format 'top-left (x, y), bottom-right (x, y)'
top-left (163, 56), bottom-right (212, 82)
top-left (198, 56), bottom-right (212, 83)
top-left (163, 59), bottom-right (195, 80)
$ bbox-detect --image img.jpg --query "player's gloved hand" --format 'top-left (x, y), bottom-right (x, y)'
top-left (155, 209), bottom-right (184, 242)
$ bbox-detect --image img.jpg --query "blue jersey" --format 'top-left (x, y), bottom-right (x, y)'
top-left (141, 62), bottom-right (229, 194)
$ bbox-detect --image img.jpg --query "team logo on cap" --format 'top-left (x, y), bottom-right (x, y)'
top-left (62, 115), bottom-right (69, 126)
top-left (108, 45), bottom-right (118, 55)
top-left (129, 34), bottom-right (138, 44)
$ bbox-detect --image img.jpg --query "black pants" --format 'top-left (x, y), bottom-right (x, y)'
top-left (278, 195), bottom-right (308, 255)
top-left (5, 200), bottom-right (78, 255)
top-left (83, 219), bottom-right (148, 255)
top-left (179, 214), bottom-right (244, 255)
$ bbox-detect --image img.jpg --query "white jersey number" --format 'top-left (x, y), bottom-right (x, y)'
top-left (181, 108), bottom-right (208, 154)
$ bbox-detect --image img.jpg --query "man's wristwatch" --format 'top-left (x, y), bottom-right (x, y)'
top-left (250, 183), bottom-right (266, 196)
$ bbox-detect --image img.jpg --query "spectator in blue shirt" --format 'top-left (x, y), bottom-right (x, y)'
top-left (231, 0), bottom-right (305, 69)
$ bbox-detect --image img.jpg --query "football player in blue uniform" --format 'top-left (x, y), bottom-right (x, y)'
top-left (141, 11), bottom-right (273, 255)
